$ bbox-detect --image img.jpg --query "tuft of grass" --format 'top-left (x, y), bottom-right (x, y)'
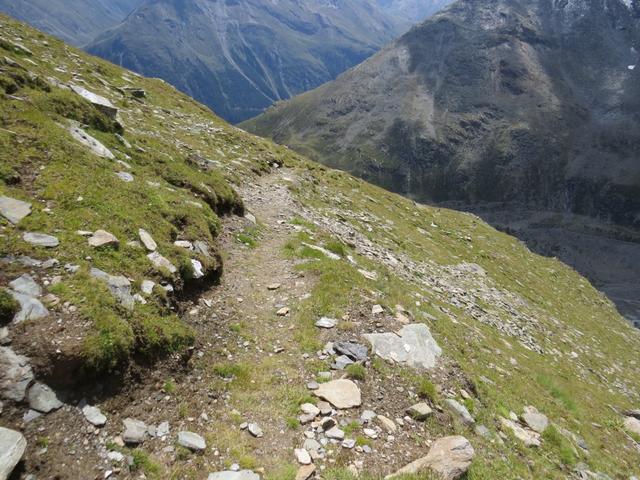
top-left (345, 363), bottom-right (366, 380)
top-left (417, 378), bottom-right (438, 402)
top-left (343, 421), bottom-right (360, 436)
top-left (325, 239), bottom-right (347, 257)
top-left (163, 378), bottom-right (176, 394)
top-left (542, 425), bottom-right (578, 466)
top-left (537, 375), bottom-right (577, 413)
top-left (285, 417), bottom-right (300, 430)
top-left (130, 449), bottom-right (163, 478)
top-left (0, 288), bottom-right (19, 323)
top-left (213, 362), bottom-right (251, 388)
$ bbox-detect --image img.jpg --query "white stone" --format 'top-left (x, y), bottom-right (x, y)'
top-left (138, 229), bottom-right (157, 251)
top-left (147, 251), bottom-right (177, 273)
top-left (294, 448), bottom-right (312, 465)
top-left (314, 379), bottom-right (361, 409)
top-left (178, 431), bottom-right (206, 451)
top-left (82, 405), bottom-right (107, 427)
top-left (0, 196), bottom-right (31, 224)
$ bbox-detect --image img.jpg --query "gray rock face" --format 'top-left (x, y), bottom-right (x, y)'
top-left (0, 346), bottom-right (34, 401)
top-left (208, 471), bottom-right (260, 480)
top-left (444, 399), bottom-right (474, 426)
top-left (624, 416), bottom-right (640, 436)
top-left (68, 124), bottom-right (115, 159)
top-left (88, 230), bottom-right (119, 247)
top-left (9, 274), bottom-right (41, 297)
top-left (0, 196), bottom-right (31, 225)
top-left (138, 229), bottom-right (157, 251)
top-left (9, 291), bottom-right (49, 323)
top-left (23, 232), bottom-right (59, 247)
top-left (521, 406), bottom-right (548, 433)
top-left (0, 427), bottom-right (26, 480)
top-left (27, 382), bottom-right (63, 413)
top-left (386, 435), bottom-right (474, 479)
top-left (147, 251), bottom-right (177, 273)
top-left (364, 323), bottom-right (442, 369)
top-left (90, 268), bottom-right (134, 309)
top-left (82, 405), bottom-right (107, 427)
top-left (177, 431), bottom-right (206, 451)
top-left (122, 418), bottom-right (147, 444)
top-left (70, 84), bottom-right (118, 119)
top-left (313, 379), bottom-right (361, 409)
top-left (333, 355), bottom-right (353, 370)
top-left (334, 341), bottom-right (368, 361)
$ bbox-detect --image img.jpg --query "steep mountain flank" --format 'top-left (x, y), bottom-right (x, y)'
top-left (378, 0), bottom-right (455, 22)
top-left (0, 0), bottom-right (142, 46)
top-left (244, 0), bottom-right (640, 228)
top-left (86, 0), bottom-right (408, 123)
top-left (1, 14), bottom-right (640, 480)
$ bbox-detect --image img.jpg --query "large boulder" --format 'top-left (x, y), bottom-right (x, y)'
top-left (313, 379), bottom-right (361, 409)
top-left (0, 427), bottom-right (26, 480)
top-left (386, 435), bottom-right (474, 479)
top-left (364, 323), bottom-right (441, 369)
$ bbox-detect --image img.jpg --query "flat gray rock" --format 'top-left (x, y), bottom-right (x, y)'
top-left (315, 317), bottom-right (337, 329)
top-left (208, 471), bottom-right (260, 480)
top-left (521, 406), bottom-right (548, 433)
top-left (9, 274), bottom-right (41, 297)
top-left (70, 85), bottom-right (118, 118)
top-left (364, 323), bottom-right (441, 369)
top-left (314, 379), bottom-right (361, 409)
top-left (247, 423), bottom-right (263, 438)
top-left (68, 125), bottom-right (115, 159)
top-left (334, 341), bottom-right (368, 361)
top-left (178, 431), bottom-right (206, 451)
top-left (122, 418), bottom-right (147, 444)
top-left (444, 399), bottom-right (474, 426)
top-left (23, 232), bottom-right (59, 248)
top-left (141, 280), bottom-right (155, 295)
top-left (115, 171), bottom-right (134, 182)
top-left (147, 251), bottom-right (177, 274)
top-left (407, 402), bottom-right (433, 421)
top-left (88, 230), bottom-right (119, 248)
top-left (90, 268), bottom-right (134, 309)
top-left (82, 405), bottom-right (107, 427)
top-left (0, 347), bottom-right (33, 402)
top-left (138, 229), bottom-right (157, 252)
top-left (0, 196), bottom-right (31, 225)
top-left (333, 355), bottom-right (353, 370)
top-left (0, 427), bottom-right (26, 480)
top-left (28, 382), bottom-right (62, 413)
top-left (9, 291), bottom-right (48, 323)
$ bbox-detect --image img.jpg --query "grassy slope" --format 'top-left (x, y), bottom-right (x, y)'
top-left (0, 14), bottom-right (639, 478)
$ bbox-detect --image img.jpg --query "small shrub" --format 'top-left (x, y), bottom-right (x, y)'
top-left (163, 378), bottom-right (176, 394)
top-left (542, 425), bottom-right (577, 466)
top-left (346, 363), bottom-right (366, 381)
top-left (0, 288), bottom-right (19, 324)
top-left (417, 378), bottom-right (437, 402)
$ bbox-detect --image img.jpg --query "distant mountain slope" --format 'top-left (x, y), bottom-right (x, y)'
top-left (244, 0), bottom-right (640, 227)
top-left (378, 0), bottom-right (456, 22)
top-left (0, 0), bottom-right (142, 46)
top-left (85, 0), bottom-right (411, 123)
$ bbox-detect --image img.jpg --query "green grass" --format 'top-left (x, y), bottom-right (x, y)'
top-left (416, 378), bottom-right (438, 402)
top-left (0, 288), bottom-right (19, 323)
top-left (542, 425), bottom-right (578, 466)
top-left (212, 362), bottom-right (251, 388)
top-left (130, 449), bottom-right (163, 478)
top-left (345, 363), bottom-right (366, 380)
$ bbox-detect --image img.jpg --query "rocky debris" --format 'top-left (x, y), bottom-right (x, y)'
top-left (624, 416), bottom-right (640, 436)
top-left (315, 317), bottom-right (337, 328)
top-left (208, 471), bottom-right (260, 480)
top-left (9, 291), bottom-right (49, 323)
top-left (138, 229), bottom-right (157, 251)
top-left (88, 230), bottom-right (119, 248)
top-left (177, 431), bottom-right (206, 451)
top-left (9, 274), bottom-right (41, 297)
top-left (27, 382), bottom-right (62, 413)
top-left (22, 232), bottom-right (59, 247)
top-left (444, 399), bottom-right (474, 426)
top-left (294, 448), bottom-right (312, 465)
top-left (314, 379), bottom-right (361, 409)
top-left (0, 427), bottom-right (26, 480)
top-left (147, 251), bottom-right (177, 274)
top-left (500, 417), bottom-right (541, 447)
top-left (334, 341), bottom-right (368, 361)
top-left (386, 435), bottom-right (474, 479)
top-left (521, 406), bottom-right (548, 433)
top-left (301, 242), bottom-right (340, 260)
top-left (0, 347), bottom-right (34, 401)
top-left (377, 415), bottom-right (397, 433)
top-left (90, 268), bottom-right (134, 309)
top-left (295, 464), bottom-right (316, 480)
top-left (115, 171), bottom-right (134, 182)
top-left (248, 423), bottom-right (263, 438)
top-left (70, 84), bottom-right (118, 119)
top-left (122, 418), bottom-right (148, 444)
top-left (407, 402), bottom-right (433, 421)
top-left (0, 196), bottom-right (31, 224)
top-left (299, 403), bottom-right (320, 424)
top-left (68, 124), bottom-right (115, 159)
top-left (325, 426), bottom-right (345, 440)
top-left (82, 405), bottom-right (107, 427)
top-left (364, 323), bottom-right (442, 369)
top-left (372, 304), bottom-right (384, 315)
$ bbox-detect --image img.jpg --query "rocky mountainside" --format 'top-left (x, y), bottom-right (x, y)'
top-left (85, 0), bottom-right (409, 123)
top-left (0, 0), bottom-right (143, 46)
top-left (377, 0), bottom-right (455, 23)
top-left (1, 13), bottom-right (640, 480)
top-left (244, 0), bottom-right (640, 228)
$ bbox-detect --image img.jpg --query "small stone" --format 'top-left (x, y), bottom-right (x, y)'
top-left (0, 196), bottom-right (31, 224)
top-left (23, 232), bottom-right (59, 247)
top-left (27, 382), bottom-right (62, 413)
top-left (174, 240), bottom-right (193, 249)
top-left (314, 379), bottom-right (362, 409)
top-left (325, 426), bottom-right (345, 440)
top-left (307, 381), bottom-right (319, 390)
top-left (88, 230), bottom-right (119, 248)
top-left (407, 403), bottom-right (433, 421)
top-left (499, 418), bottom-right (540, 447)
top-left (444, 399), bottom-right (474, 426)
top-left (138, 229), bottom-right (157, 251)
top-left (147, 252), bottom-right (177, 273)
top-left (334, 341), bottom-right (368, 361)
top-left (294, 448), bottom-right (312, 465)
top-left (0, 346), bottom-right (33, 401)
top-left (107, 451), bottom-right (124, 462)
top-left (122, 418), bottom-right (148, 444)
top-left (315, 317), bottom-right (337, 329)
top-left (295, 464), bottom-right (316, 480)
top-left (377, 415), bottom-right (397, 433)
top-left (68, 124), bottom-right (114, 159)
top-left (208, 471), bottom-right (260, 480)
top-left (317, 401), bottom-right (332, 416)
top-left (141, 280), bottom-right (155, 295)
top-left (267, 283), bottom-right (281, 290)
top-left (333, 355), bottom-right (353, 370)
top-left (82, 405), bottom-right (107, 427)
top-left (300, 403), bottom-right (320, 417)
top-left (9, 291), bottom-right (49, 322)
top-left (0, 427), bottom-right (26, 480)
top-left (23, 409), bottom-right (41, 423)
top-left (372, 304), bottom-right (384, 315)
top-left (521, 406), bottom-right (548, 434)
top-left (342, 438), bottom-right (356, 449)
top-left (363, 428), bottom-right (378, 439)
top-left (115, 172), bottom-right (134, 182)
top-left (157, 421), bottom-right (170, 437)
top-left (248, 423), bottom-right (263, 438)
top-left (178, 431), bottom-right (206, 451)
top-left (276, 307), bottom-right (290, 316)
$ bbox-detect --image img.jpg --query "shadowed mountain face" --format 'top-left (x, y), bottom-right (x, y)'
top-left (245, 0), bottom-right (640, 227)
top-left (0, 0), bottom-right (143, 46)
top-left (85, 0), bottom-right (415, 123)
top-left (379, 0), bottom-right (456, 22)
